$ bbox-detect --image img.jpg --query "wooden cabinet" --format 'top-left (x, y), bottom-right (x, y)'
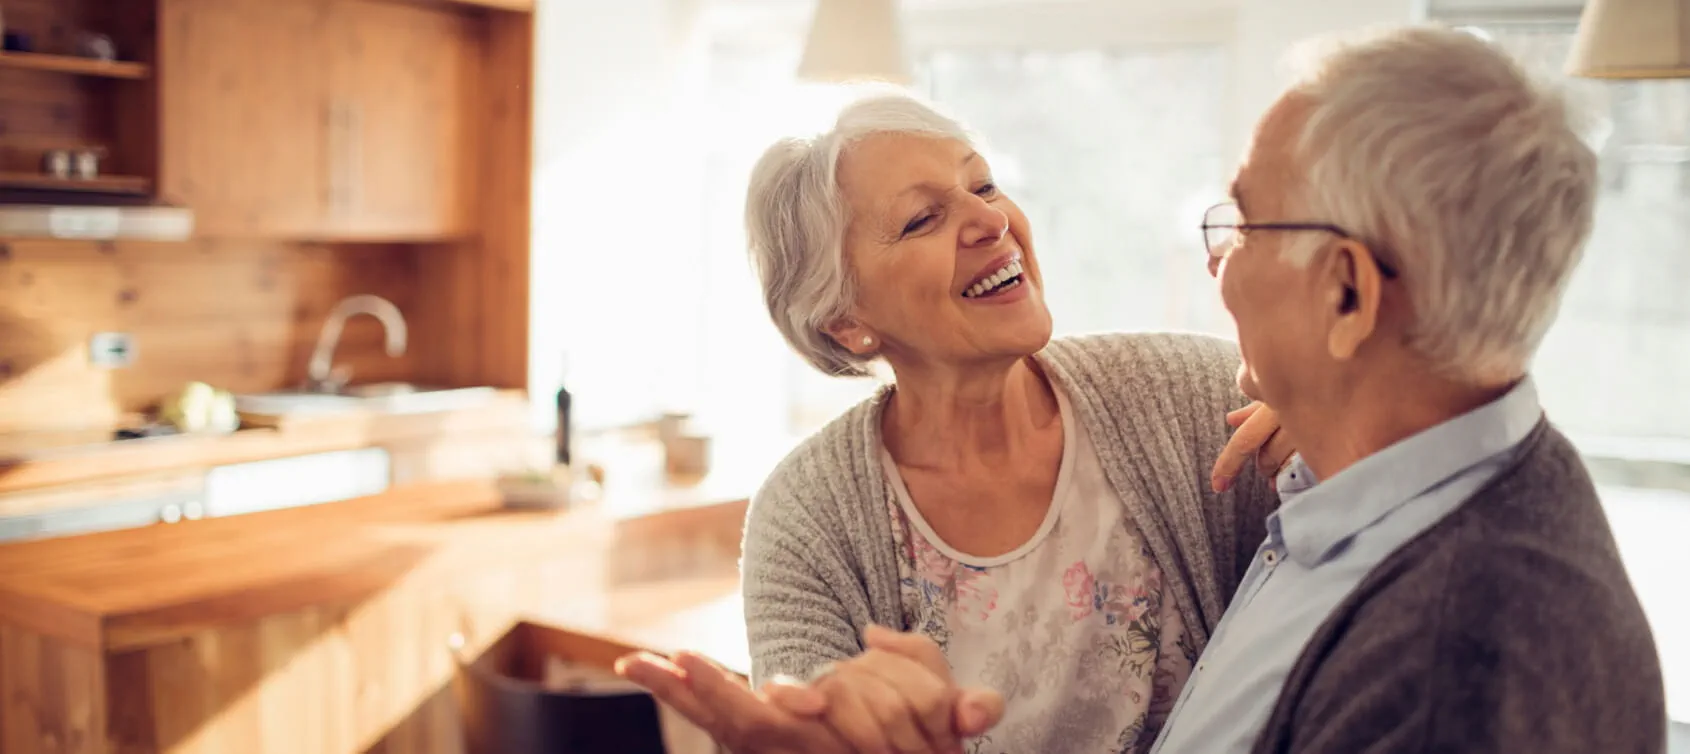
top-left (326, 0), bottom-right (476, 239)
top-left (157, 0), bottom-right (332, 237)
top-left (158, 0), bottom-right (475, 240)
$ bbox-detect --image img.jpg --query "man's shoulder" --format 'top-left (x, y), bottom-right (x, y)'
top-left (1350, 430), bottom-right (1645, 650)
top-left (1279, 435), bottom-right (1666, 753)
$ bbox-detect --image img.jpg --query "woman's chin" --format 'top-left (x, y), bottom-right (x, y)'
top-left (994, 315), bottom-right (1055, 358)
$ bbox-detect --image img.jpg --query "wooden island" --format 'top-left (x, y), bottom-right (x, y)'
top-left (0, 478), bottom-right (750, 754)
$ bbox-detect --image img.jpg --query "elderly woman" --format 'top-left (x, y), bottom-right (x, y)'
top-left (620, 90), bottom-right (1288, 754)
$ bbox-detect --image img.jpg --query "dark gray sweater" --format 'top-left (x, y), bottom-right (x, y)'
top-left (1251, 421), bottom-right (1667, 754)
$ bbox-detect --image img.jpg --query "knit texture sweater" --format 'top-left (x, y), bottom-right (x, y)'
top-left (740, 332), bottom-right (1279, 686)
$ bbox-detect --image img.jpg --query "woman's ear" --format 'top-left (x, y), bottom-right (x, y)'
top-left (824, 319), bottom-right (878, 355)
top-left (1325, 241), bottom-right (1382, 361)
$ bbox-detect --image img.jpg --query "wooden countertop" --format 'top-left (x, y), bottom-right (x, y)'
top-left (0, 479), bottom-right (606, 652)
top-left (555, 575), bottom-right (750, 676)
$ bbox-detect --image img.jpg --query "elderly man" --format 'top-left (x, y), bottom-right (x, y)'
top-left (1148, 24), bottom-right (1667, 754)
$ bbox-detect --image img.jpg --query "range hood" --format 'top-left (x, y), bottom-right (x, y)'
top-left (0, 203), bottom-right (194, 241)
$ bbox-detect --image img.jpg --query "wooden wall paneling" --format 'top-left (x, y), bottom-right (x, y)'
top-left (412, 9), bottom-right (530, 392)
top-left (0, 240), bottom-right (429, 433)
top-left (0, 69), bottom-right (107, 176)
top-left (477, 11), bottom-right (533, 391)
top-left (416, 11), bottom-right (532, 391)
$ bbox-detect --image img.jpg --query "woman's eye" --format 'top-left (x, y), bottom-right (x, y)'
top-left (975, 182), bottom-right (999, 198)
top-left (902, 214), bottom-right (935, 235)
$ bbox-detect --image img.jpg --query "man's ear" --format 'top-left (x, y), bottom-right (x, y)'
top-left (1325, 241), bottom-right (1382, 361)
top-left (824, 318), bottom-right (878, 355)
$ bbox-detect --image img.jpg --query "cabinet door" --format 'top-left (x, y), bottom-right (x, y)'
top-left (328, 0), bottom-right (476, 240)
top-left (157, 0), bottom-right (334, 237)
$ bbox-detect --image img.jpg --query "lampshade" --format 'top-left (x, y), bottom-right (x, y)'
top-left (1567, 0), bottom-right (1690, 79)
top-left (797, 0), bottom-right (911, 85)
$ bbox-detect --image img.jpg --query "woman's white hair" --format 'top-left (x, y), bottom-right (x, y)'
top-left (1284, 25), bottom-right (1598, 383)
top-left (746, 89), bottom-right (975, 377)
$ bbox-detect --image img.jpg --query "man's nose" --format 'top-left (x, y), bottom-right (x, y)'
top-left (1207, 254), bottom-right (1222, 278)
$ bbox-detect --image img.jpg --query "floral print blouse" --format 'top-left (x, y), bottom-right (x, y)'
top-left (882, 383), bottom-right (1195, 754)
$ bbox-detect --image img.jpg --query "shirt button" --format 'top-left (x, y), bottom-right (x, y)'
top-left (1263, 550), bottom-right (1279, 566)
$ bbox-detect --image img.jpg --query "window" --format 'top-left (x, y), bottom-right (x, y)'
top-left (922, 47), bottom-right (1233, 340)
top-left (1441, 19), bottom-right (1690, 444)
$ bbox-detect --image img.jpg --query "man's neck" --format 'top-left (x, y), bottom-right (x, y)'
top-left (1283, 368), bottom-right (1522, 482)
top-left (882, 356), bottom-right (1059, 469)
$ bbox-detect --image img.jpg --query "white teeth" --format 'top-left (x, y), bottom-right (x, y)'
top-left (964, 259), bottom-right (1024, 298)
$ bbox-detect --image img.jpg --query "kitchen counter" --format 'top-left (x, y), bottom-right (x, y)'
top-left (0, 478), bottom-right (596, 651)
top-left (0, 470), bottom-right (757, 754)
top-left (557, 574), bottom-right (749, 676)
top-left (0, 389), bottom-right (533, 495)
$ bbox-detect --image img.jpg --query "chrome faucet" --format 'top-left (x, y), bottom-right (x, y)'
top-left (305, 294), bottom-right (407, 394)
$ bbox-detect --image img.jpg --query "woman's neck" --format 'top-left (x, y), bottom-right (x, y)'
top-left (881, 356), bottom-right (1059, 470)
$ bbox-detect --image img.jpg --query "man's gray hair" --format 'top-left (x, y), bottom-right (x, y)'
top-left (746, 90), bottom-right (975, 377)
top-left (1284, 25), bottom-right (1598, 382)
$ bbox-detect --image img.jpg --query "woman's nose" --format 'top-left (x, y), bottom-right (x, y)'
top-left (960, 198), bottom-right (1008, 247)
top-left (1207, 254), bottom-right (1222, 278)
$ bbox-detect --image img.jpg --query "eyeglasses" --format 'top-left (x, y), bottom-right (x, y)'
top-left (1201, 201), bottom-right (1399, 279)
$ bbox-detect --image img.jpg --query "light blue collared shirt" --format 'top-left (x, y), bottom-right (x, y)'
top-left (1149, 378), bottom-right (1545, 754)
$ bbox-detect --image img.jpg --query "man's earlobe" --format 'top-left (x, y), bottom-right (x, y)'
top-left (1327, 244), bottom-right (1380, 360)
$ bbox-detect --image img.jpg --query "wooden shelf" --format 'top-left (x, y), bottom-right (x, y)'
top-left (0, 135), bottom-right (109, 151)
top-left (0, 51), bottom-right (149, 79)
top-left (0, 172), bottom-right (151, 195)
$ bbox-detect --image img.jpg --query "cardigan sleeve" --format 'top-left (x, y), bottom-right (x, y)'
top-left (739, 462), bottom-right (869, 688)
top-left (1154, 332), bottom-right (1280, 594)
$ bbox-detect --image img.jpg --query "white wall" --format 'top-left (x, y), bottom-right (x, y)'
top-left (1228, 0), bottom-right (1422, 154)
top-left (530, 0), bottom-right (713, 432)
top-left (527, 0), bottom-right (1426, 433)
top-left (705, 0), bottom-right (1423, 155)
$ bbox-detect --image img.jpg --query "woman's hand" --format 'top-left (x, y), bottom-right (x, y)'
top-left (1210, 401), bottom-right (1297, 492)
top-left (768, 626), bottom-right (1004, 754)
top-left (615, 627), bottom-right (1003, 754)
top-left (616, 650), bottom-right (855, 754)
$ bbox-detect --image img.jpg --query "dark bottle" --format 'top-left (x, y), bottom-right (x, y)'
top-left (555, 359), bottom-right (573, 466)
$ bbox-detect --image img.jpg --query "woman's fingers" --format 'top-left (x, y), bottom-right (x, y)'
top-left (852, 648), bottom-right (961, 752)
top-left (1225, 401), bottom-right (1261, 428)
top-left (953, 688), bottom-right (1006, 738)
top-left (621, 651), bottom-right (857, 753)
top-left (764, 675), bottom-right (828, 717)
top-left (1211, 402), bottom-right (1282, 492)
top-left (816, 666), bottom-right (907, 753)
top-left (863, 625), bottom-right (952, 682)
top-left (1257, 426), bottom-right (1298, 479)
top-left (614, 652), bottom-right (720, 731)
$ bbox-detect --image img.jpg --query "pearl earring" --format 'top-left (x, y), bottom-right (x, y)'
top-left (861, 335), bottom-right (874, 347)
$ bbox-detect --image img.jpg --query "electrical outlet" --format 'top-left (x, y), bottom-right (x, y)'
top-left (89, 332), bottom-right (136, 368)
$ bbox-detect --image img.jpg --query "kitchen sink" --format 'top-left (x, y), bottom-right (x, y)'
top-left (234, 384), bottom-right (498, 417)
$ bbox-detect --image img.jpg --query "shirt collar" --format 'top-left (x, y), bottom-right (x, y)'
top-left (1274, 377), bottom-right (1544, 567)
